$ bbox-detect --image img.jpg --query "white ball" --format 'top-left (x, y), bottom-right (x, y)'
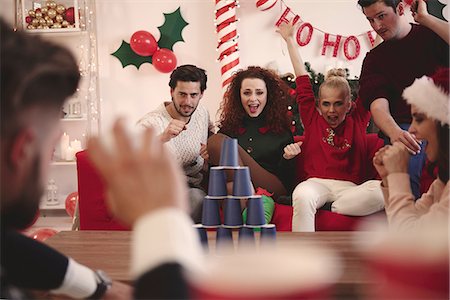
top-left (255, 0), bottom-right (278, 11)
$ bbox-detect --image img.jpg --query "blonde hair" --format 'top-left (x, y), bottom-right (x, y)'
top-left (318, 68), bottom-right (351, 102)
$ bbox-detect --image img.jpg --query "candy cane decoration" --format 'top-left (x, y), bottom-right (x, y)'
top-left (215, 0), bottom-right (240, 89)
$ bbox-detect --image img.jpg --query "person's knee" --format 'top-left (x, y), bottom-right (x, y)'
top-left (331, 182), bottom-right (384, 216)
top-left (292, 183), bottom-right (322, 210)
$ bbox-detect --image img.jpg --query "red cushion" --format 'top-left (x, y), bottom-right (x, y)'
top-left (271, 203), bottom-right (386, 231)
top-left (76, 151), bottom-right (129, 230)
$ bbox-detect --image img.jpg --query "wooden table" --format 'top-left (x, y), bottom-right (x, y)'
top-left (46, 231), bottom-right (375, 299)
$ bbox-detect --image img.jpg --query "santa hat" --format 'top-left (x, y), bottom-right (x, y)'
top-left (402, 68), bottom-right (450, 126)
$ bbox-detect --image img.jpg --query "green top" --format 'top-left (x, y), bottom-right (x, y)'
top-left (221, 115), bottom-right (295, 193)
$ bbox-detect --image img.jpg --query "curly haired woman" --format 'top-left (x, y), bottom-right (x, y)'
top-left (208, 66), bottom-right (301, 200)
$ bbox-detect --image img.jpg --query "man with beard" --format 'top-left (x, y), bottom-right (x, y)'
top-left (137, 65), bottom-right (213, 223)
top-left (0, 19), bottom-right (131, 299)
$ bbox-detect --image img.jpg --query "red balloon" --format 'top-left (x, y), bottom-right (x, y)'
top-left (152, 48), bottom-right (177, 73)
top-left (65, 7), bottom-right (75, 24)
top-left (130, 31), bottom-right (158, 57)
top-left (30, 228), bottom-right (58, 242)
top-left (65, 191), bottom-right (78, 218)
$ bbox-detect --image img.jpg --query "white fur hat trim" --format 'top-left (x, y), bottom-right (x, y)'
top-left (403, 76), bottom-right (449, 125)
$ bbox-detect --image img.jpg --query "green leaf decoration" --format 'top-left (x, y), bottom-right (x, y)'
top-left (111, 40), bottom-right (152, 69)
top-left (157, 7), bottom-right (189, 50)
top-left (427, 0), bottom-right (447, 21)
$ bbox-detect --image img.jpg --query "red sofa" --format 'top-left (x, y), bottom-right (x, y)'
top-left (76, 149), bottom-right (386, 231)
top-left (272, 203), bottom-right (386, 231)
top-left (76, 150), bottom-right (129, 230)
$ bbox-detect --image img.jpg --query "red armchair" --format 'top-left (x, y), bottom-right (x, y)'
top-left (75, 150), bottom-right (129, 230)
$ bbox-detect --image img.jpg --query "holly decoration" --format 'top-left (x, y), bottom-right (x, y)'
top-left (157, 7), bottom-right (189, 50)
top-left (111, 40), bottom-right (153, 68)
top-left (111, 7), bottom-right (188, 70)
top-left (427, 0), bottom-right (447, 21)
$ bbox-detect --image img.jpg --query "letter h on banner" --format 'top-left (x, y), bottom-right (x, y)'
top-left (275, 7), bottom-right (300, 26)
top-left (321, 33), bottom-right (341, 57)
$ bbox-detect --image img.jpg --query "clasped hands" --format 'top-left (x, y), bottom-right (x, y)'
top-left (373, 141), bottom-right (410, 180)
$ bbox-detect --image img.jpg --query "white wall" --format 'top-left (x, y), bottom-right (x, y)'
top-left (1, 0), bottom-right (426, 132)
top-left (96, 0), bottom-right (388, 132)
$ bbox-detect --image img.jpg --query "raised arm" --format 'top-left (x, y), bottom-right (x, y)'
top-left (412, 0), bottom-right (449, 44)
top-left (276, 21), bottom-right (308, 77)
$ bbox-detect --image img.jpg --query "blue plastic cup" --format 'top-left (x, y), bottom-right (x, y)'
top-left (216, 227), bottom-right (234, 253)
top-left (238, 226), bottom-right (255, 241)
top-left (208, 168), bottom-right (227, 197)
top-left (193, 224), bottom-right (208, 248)
top-left (201, 198), bottom-right (221, 227)
top-left (260, 224), bottom-right (277, 242)
top-left (246, 196), bottom-right (266, 226)
top-left (232, 167), bottom-right (253, 197)
top-left (219, 138), bottom-right (239, 167)
top-left (224, 198), bottom-right (243, 227)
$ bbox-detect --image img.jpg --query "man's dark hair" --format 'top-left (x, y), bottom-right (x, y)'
top-left (168, 64), bottom-right (207, 92)
top-left (357, 0), bottom-right (400, 11)
top-left (1, 18), bottom-right (80, 138)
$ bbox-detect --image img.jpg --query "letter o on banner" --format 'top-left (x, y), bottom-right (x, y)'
top-left (296, 22), bottom-right (313, 46)
top-left (343, 36), bottom-right (360, 60)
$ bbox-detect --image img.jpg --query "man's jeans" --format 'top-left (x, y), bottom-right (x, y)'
top-left (380, 123), bottom-right (426, 199)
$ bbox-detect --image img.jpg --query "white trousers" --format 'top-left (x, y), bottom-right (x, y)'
top-left (291, 178), bottom-right (384, 232)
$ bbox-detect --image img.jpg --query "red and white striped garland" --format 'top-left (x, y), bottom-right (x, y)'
top-left (214, 0), bottom-right (240, 89)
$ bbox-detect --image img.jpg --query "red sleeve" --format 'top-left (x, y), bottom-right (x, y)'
top-left (353, 96), bottom-right (371, 128)
top-left (295, 75), bottom-right (316, 129)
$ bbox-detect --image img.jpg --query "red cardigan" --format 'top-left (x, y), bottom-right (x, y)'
top-left (296, 75), bottom-right (382, 185)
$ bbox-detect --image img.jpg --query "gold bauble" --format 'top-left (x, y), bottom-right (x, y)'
top-left (37, 25), bottom-right (43, 29)
top-left (35, 11), bottom-right (42, 19)
top-left (52, 23), bottom-right (62, 29)
top-left (41, 7), bottom-right (48, 15)
top-left (28, 10), bottom-right (35, 17)
top-left (46, 19), bottom-right (54, 26)
top-left (43, 25), bottom-right (50, 29)
top-left (61, 20), bottom-right (69, 27)
top-left (39, 18), bottom-right (46, 26)
top-left (47, 9), bottom-right (57, 19)
top-left (44, 15), bottom-right (50, 21)
top-left (56, 5), bottom-right (65, 15)
top-left (31, 18), bottom-right (39, 26)
top-left (48, 1), bottom-right (57, 9)
top-left (55, 14), bottom-right (63, 23)
top-left (27, 24), bottom-right (35, 30)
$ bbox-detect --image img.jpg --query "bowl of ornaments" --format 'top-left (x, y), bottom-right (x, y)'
top-left (22, 0), bottom-right (81, 32)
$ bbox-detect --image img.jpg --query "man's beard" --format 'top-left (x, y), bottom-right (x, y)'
top-left (1, 157), bottom-right (43, 230)
top-left (173, 100), bottom-right (196, 118)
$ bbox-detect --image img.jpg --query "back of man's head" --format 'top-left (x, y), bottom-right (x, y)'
top-left (169, 64), bottom-right (207, 92)
top-left (1, 18), bottom-right (80, 139)
top-left (357, 0), bottom-right (400, 11)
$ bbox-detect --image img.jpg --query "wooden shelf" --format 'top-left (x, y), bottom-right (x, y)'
top-left (51, 161), bottom-right (76, 166)
top-left (62, 117), bottom-right (87, 122)
top-left (24, 28), bottom-right (85, 35)
top-left (40, 201), bottom-right (66, 210)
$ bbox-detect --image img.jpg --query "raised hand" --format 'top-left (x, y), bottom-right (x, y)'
top-left (276, 21), bottom-right (295, 41)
